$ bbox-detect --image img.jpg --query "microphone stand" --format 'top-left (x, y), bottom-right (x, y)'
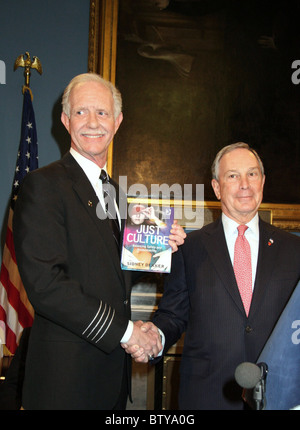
top-left (253, 363), bottom-right (268, 410)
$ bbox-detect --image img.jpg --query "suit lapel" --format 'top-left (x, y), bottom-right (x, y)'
top-left (113, 180), bottom-right (132, 298)
top-left (202, 218), bottom-right (245, 314)
top-left (61, 153), bottom-right (125, 285)
top-left (249, 219), bottom-right (279, 317)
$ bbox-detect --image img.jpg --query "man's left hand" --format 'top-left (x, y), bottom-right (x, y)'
top-left (169, 220), bottom-right (186, 252)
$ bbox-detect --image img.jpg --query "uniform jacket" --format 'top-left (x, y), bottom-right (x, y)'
top-left (13, 152), bottom-right (132, 409)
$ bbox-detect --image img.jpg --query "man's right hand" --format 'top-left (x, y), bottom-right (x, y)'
top-left (121, 320), bottom-right (162, 363)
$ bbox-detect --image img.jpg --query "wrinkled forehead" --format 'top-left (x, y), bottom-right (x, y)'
top-left (70, 81), bottom-right (112, 103)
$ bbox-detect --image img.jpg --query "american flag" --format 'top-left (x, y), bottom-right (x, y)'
top-left (0, 88), bottom-right (38, 355)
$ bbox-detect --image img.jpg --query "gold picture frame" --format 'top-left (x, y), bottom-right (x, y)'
top-left (88, 0), bottom-right (119, 177)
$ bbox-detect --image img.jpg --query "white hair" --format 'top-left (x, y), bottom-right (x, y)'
top-left (61, 73), bottom-right (122, 119)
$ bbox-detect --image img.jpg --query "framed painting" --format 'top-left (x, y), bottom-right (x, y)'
top-left (89, 0), bottom-right (300, 205)
top-left (88, 0), bottom-right (300, 226)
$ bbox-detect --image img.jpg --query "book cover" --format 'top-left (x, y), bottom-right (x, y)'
top-left (121, 201), bottom-right (174, 273)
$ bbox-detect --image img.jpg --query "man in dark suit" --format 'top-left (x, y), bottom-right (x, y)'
top-left (12, 73), bottom-right (185, 410)
top-left (129, 142), bottom-right (300, 409)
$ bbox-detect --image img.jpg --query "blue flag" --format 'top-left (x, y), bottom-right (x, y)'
top-left (11, 88), bottom-right (38, 208)
top-left (257, 280), bottom-right (300, 410)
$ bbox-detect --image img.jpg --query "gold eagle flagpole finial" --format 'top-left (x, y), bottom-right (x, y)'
top-left (14, 51), bottom-right (42, 99)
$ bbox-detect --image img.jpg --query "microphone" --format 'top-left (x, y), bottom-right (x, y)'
top-left (235, 362), bottom-right (268, 410)
top-left (235, 362), bottom-right (262, 389)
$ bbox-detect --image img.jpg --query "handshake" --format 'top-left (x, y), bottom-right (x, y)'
top-left (121, 320), bottom-right (163, 363)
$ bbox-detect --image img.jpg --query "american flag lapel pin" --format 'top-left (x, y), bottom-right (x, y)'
top-left (268, 238), bottom-right (274, 246)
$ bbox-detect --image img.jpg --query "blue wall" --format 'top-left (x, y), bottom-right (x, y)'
top-left (0, 0), bottom-right (90, 255)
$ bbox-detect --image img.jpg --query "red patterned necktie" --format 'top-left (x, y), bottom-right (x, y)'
top-left (234, 224), bottom-right (252, 316)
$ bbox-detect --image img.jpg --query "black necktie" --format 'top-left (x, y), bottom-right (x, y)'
top-left (99, 169), bottom-right (120, 249)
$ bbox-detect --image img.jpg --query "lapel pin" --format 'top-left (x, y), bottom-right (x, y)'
top-left (88, 200), bottom-right (93, 207)
top-left (268, 238), bottom-right (274, 246)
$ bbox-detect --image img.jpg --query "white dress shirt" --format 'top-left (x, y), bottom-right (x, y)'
top-left (222, 212), bottom-right (259, 291)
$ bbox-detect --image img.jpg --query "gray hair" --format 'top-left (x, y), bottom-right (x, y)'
top-left (211, 142), bottom-right (265, 180)
top-left (61, 73), bottom-right (122, 119)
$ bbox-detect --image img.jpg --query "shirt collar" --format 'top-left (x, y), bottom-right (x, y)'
top-left (69, 148), bottom-right (107, 186)
top-left (222, 212), bottom-right (259, 236)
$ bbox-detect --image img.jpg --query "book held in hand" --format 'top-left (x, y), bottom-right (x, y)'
top-left (121, 201), bottom-right (174, 273)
